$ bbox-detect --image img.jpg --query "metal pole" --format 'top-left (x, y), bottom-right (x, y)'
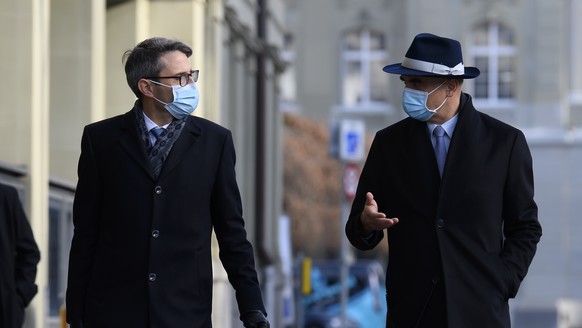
top-left (340, 164), bottom-right (350, 327)
top-left (336, 119), bottom-right (364, 327)
top-left (296, 254), bottom-right (305, 328)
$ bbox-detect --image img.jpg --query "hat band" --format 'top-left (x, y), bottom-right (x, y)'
top-left (401, 57), bottom-right (465, 76)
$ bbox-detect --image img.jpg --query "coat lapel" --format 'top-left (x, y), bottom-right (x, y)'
top-left (406, 119), bottom-right (442, 187)
top-left (117, 109), bottom-right (203, 181)
top-left (441, 94), bottom-right (480, 179)
top-left (397, 119), bottom-right (442, 220)
top-left (157, 117), bottom-right (202, 179)
top-left (400, 95), bottom-right (479, 220)
top-left (438, 94), bottom-right (483, 204)
top-left (118, 109), bottom-right (155, 180)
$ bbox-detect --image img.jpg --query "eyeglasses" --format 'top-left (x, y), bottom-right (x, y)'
top-left (147, 69), bottom-right (199, 87)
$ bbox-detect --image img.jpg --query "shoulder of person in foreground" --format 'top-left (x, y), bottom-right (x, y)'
top-left (0, 182), bottom-right (41, 306)
top-left (187, 115), bottom-right (230, 136)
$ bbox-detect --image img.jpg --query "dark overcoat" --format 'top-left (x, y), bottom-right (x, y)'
top-left (66, 107), bottom-right (265, 327)
top-left (346, 93), bottom-right (542, 328)
top-left (0, 183), bottom-right (40, 328)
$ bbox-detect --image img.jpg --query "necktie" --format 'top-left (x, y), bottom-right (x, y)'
top-left (433, 126), bottom-right (446, 176)
top-left (151, 127), bottom-right (165, 141)
top-left (149, 127), bottom-right (165, 177)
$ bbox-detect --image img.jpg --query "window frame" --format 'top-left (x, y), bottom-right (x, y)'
top-left (468, 21), bottom-right (518, 108)
top-left (340, 28), bottom-right (389, 110)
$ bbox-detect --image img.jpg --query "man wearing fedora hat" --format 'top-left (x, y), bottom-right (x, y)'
top-left (345, 33), bottom-right (541, 327)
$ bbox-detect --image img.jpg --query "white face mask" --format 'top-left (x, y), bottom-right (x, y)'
top-left (149, 80), bottom-right (199, 119)
top-left (402, 81), bottom-right (447, 121)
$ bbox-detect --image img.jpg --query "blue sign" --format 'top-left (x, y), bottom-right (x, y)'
top-left (340, 119), bottom-right (365, 162)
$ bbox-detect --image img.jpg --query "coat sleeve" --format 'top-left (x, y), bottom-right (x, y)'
top-left (210, 130), bottom-right (266, 316)
top-left (66, 126), bottom-right (103, 324)
top-left (500, 131), bottom-right (542, 298)
top-left (12, 188), bottom-right (40, 307)
top-left (345, 134), bottom-right (384, 250)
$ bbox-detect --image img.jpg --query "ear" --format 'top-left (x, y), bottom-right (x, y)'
top-left (138, 79), bottom-right (155, 98)
top-left (445, 79), bottom-right (461, 96)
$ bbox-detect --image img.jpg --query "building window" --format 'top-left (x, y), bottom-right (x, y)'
top-left (280, 33), bottom-right (297, 112)
top-left (48, 189), bottom-right (74, 318)
top-left (469, 22), bottom-right (516, 104)
top-left (341, 28), bottom-right (388, 108)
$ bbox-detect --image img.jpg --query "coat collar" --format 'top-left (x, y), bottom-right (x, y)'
top-left (157, 117), bottom-right (201, 179)
top-left (393, 93), bottom-right (479, 220)
top-left (403, 93), bottom-right (476, 185)
top-left (445, 92), bottom-right (479, 169)
top-left (438, 92), bottom-right (480, 191)
top-left (118, 105), bottom-right (202, 181)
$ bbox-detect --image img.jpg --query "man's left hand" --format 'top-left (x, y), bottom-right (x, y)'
top-left (241, 310), bottom-right (270, 328)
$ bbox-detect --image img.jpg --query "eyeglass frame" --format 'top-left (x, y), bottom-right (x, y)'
top-left (146, 69), bottom-right (199, 87)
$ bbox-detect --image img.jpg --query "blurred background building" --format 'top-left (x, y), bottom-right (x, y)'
top-left (1, 0), bottom-right (290, 327)
top-left (2, 0), bottom-right (582, 327)
top-left (281, 0), bottom-right (582, 327)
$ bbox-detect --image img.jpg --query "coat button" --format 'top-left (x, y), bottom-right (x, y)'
top-left (152, 230), bottom-right (160, 238)
top-left (154, 186), bottom-right (162, 194)
top-left (148, 273), bottom-right (157, 282)
top-left (436, 219), bottom-right (445, 228)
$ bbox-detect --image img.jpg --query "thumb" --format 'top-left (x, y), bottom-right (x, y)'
top-left (365, 192), bottom-right (376, 207)
top-left (364, 192), bottom-right (386, 219)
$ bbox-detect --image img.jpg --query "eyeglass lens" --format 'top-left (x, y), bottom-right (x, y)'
top-left (180, 70), bottom-right (199, 86)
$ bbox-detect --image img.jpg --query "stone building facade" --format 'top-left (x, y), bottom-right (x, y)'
top-left (281, 0), bottom-right (582, 326)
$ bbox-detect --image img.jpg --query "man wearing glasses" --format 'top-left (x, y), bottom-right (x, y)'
top-left (66, 37), bottom-right (269, 328)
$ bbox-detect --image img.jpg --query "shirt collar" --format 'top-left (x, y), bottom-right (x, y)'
top-left (427, 113), bottom-right (459, 137)
top-left (142, 112), bottom-right (170, 131)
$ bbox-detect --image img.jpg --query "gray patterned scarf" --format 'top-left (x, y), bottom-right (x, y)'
top-left (134, 101), bottom-right (186, 178)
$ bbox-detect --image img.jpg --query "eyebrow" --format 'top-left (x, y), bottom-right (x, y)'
top-left (173, 70), bottom-right (192, 76)
top-left (164, 68), bottom-right (192, 76)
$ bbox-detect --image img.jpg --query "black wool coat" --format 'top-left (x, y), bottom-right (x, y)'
top-left (66, 106), bottom-right (266, 328)
top-left (346, 93), bottom-right (542, 328)
top-left (0, 183), bottom-right (40, 328)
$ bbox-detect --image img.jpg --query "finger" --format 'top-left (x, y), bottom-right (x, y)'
top-left (383, 217), bottom-right (399, 227)
top-left (365, 195), bottom-right (386, 217)
top-left (374, 217), bottom-right (399, 230)
top-left (365, 193), bottom-right (380, 212)
top-left (367, 210), bottom-right (387, 219)
top-left (365, 192), bottom-right (375, 205)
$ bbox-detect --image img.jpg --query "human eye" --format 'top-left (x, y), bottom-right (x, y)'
top-left (179, 74), bottom-right (189, 86)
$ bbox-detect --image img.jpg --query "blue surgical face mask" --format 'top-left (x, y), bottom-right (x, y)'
top-left (149, 80), bottom-right (199, 119)
top-left (402, 81), bottom-right (447, 121)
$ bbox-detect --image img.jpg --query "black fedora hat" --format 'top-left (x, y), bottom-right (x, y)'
top-left (383, 33), bottom-right (480, 79)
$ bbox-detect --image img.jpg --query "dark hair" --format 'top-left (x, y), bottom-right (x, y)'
top-left (122, 37), bottom-right (193, 98)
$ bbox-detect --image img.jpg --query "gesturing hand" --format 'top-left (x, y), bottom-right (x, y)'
top-left (360, 192), bottom-right (399, 234)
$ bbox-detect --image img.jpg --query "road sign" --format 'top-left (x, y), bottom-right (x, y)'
top-left (339, 119), bottom-right (365, 162)
top-left (343, 163), bottom-right (360, 201)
